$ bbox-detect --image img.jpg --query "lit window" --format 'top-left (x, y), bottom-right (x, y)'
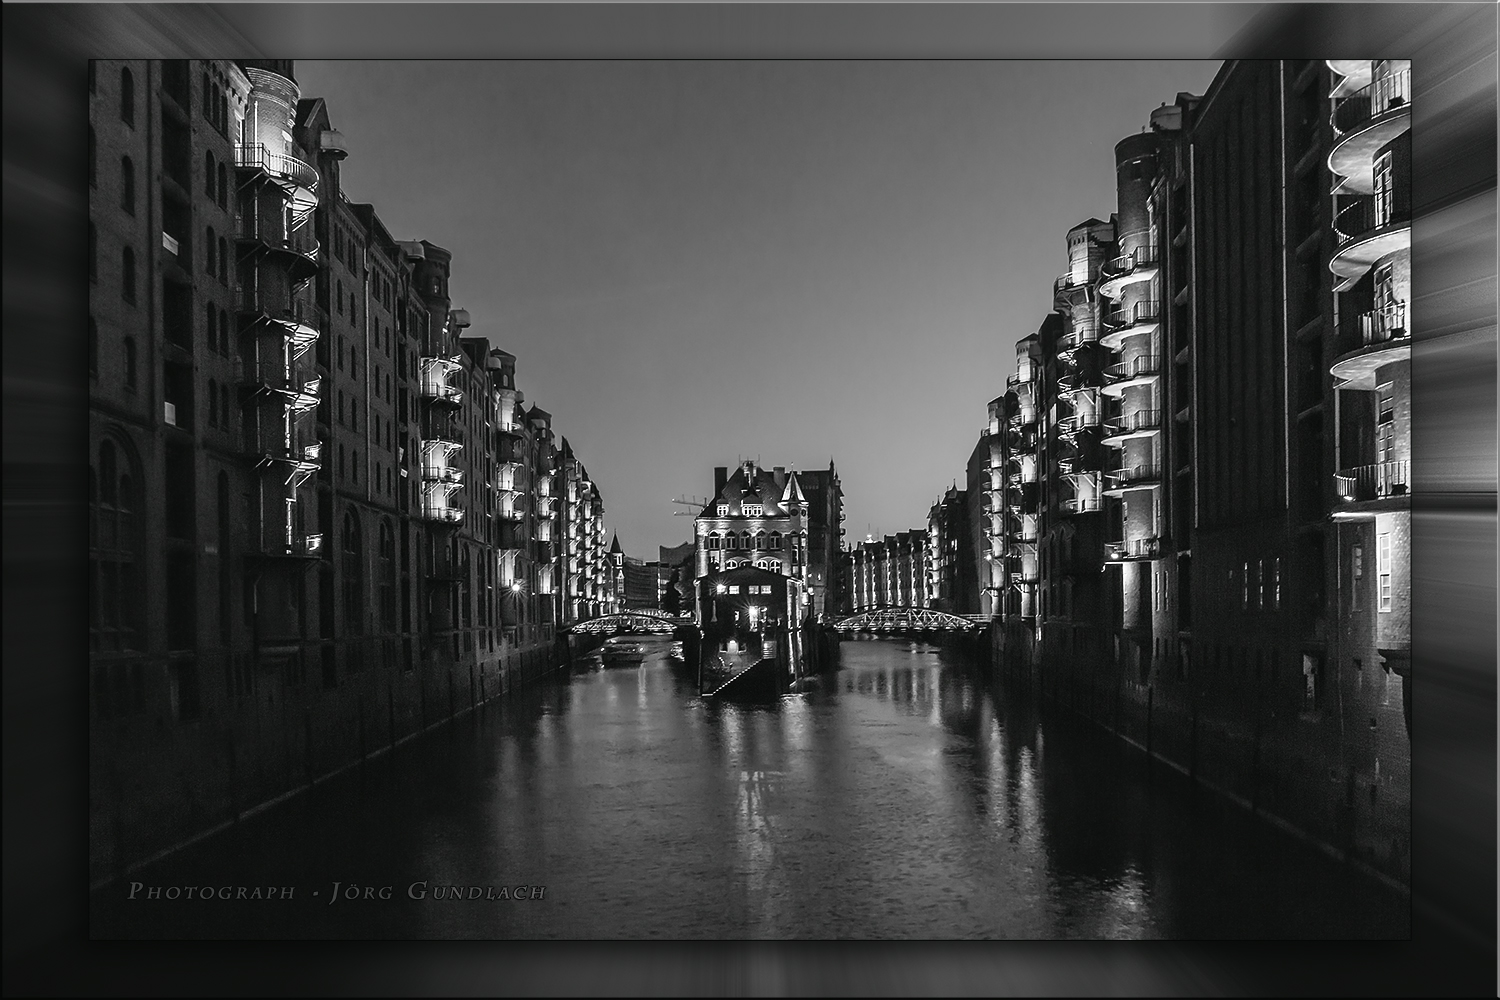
top-left (1242, 562), bottom-right (1250, 610)
top-left (1351, 544), bottom-right (1364, 611)
top-left (743, 503), bottom-right (763, 517)
top-left (727, 585), bottom-right (740, 595)
top-left (717, 504), bottom-right (728, 517)
top-left (1377, 532), bottom-right (1393, 612)
top-left (1373, 152), bottom-right (1395, 228)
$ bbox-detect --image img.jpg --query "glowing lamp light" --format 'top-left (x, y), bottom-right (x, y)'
top-left (716, 583), bottom-right (727, 594)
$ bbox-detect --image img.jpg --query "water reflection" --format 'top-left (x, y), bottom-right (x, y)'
top-left (91, 639), bottom-right (1407, 940)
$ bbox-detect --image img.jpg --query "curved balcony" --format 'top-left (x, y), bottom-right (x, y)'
top-left (1058, 327), bottom-right (1097, 356)
top-left (1332, 304), bottom-right (1411, 388)
top-left (1060, 497), bottom-right (1104, 515)
top-left (1053, 269), bottom-right (1091, 305)
top-left (1057, 412), bottom-right (1101, 438)
top-left (1006, 368), bottom-right (1039, 391)
top-left (1332, 461), bottom-right (1409, 519)
top-left (1008, 406), bottom-right (1039, 429)
top-left (1099, 300), bottom-right (1161, 349)
top-left (1009, 573), bottom-right (1040, 590)
top-left (419, 357), bottom-right (464, 407)
top-left (1105, 537), bottom-right (1161, 562)
top-left (239, 361), bottom-right (320, 413)
top-left (1104, 463), bottom-right (1162, 495)
top-left (238, 292), bottom-right (321, 358)
top-left (1327, 60), bottom-right (1374, 95)
top-left (1329, 71), bottom-right (1411, 192)
top-left (236, 216), bottom-right (320, 284)
top-left (235, 143), bottom-right (318, 219)
top-left (1098, 245), bottom-right (1160, 299)
top-left (1057, 372), bottom-right (1102, 398)
top-left (1102, 408), bottom-right (1162, 446)
top-left (247, 439), bottom-right (321, 489)
top-left (420, 439), bottom-right (463, 485)
top-left (1102, 355), bottom-right (1161, 397)
top-left (1331, 199), bottom-right (1411, 288)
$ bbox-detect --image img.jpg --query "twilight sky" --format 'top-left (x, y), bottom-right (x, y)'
top-left (296, 60), bottom-right (1221, 557)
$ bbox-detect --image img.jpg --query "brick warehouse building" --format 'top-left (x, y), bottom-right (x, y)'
top-left (88, 59), bottom-right (621, 883)
top-left (989, 60), bottom-right (1410, 884)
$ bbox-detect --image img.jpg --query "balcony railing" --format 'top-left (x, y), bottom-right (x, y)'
top-left (1105, 537), bottom-right (1160, 561)
top-left (1338, 303), bottom-right (1409, 356)
top-left (420, 377), bottom-right (463, 405)
top-left (1102, 244), bottom-right (1160, 279)
top-left (1103, 356), bottom-right (1161, 382)
top-left (1102, 301), bottom-right (1161, 331)
top-left (420, 502), bottom-right (464, 525)
top-left (1057, 413), bottom-right (1101, 436)
top-left (1061, 497), bottom-right (1104, 514)
top-left (252, 533), bottom-right (324, 560)
top-left (1335, 460), bottom-right (1408, 502)
top-left (421, 463), bottom-right (463, 484)
top-left (1332, 69), bottom-right (1411, 135)
top-left (1106, 464), bottom-right (1162, 488)
top-left (237, 215), bottom-right (320, 259)
top-left (1104, 409), bottom-right (1162, 436)
top-left (1335, 198), bottom-right (1411, 246)
top-left (1054, 270), bottom-right (1090, 299)
top-left (235, 143), bottom-right (319, 193)
top-left (1006, 368), bottom-right (1038, 390)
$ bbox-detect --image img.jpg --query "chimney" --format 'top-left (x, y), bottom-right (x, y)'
top-left (714, 466), bottom-right (728, 497)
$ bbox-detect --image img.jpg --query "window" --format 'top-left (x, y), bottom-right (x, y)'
top-left (119, 67), bottom-right (134, 126)
top-left (90, 440), bottom-right (140, 652)
top-left (205, 226), bottom-right (216, 274)
top-left (1351, 543), bottom-right (1364, 611)
top-left (120, 156), bottom-right (134, 214)
top-left (1241, 561), bottom-right (1250, 610)
top-left (1302, 653), bottom-right (1323, 712)
top-left (1377, 532), bottom-right (1393, 612)
top-left (342, 513), bottom-right (364, 633)
top-left (1271, 557), bottom-right (1281, 610)
top-left (337, 280), bottom-right (344, 314)
top-left (1373, 152), bottom-right (1395, 228)
top-left (717, 503), bottom-right (728, 517)
top-left (743, 503), bottom-right (763, 517)
top-left (219, 237), bottom-right (228, 284)
top-left (205, 151), bottom-right (215, 203)
top-left (219, 308), bottom-right (229, 355)
top-left (89, 126), bottom-right (97, 187)
top-left (1377, 383), bottom-right (1396, 464)
top-left (220, 387), bottom-right (229, 430)
top-left (769, 531), bottom-right (782, 549)
top-left (217, 163), bottom-right (228, 210)
top-left (124, 338), bottom-right (136, 388)
top-left (337, 391), bottom-right (344, 425)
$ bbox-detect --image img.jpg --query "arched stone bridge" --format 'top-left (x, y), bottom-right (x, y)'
top-left (830, 607), bottom-right (990, 634)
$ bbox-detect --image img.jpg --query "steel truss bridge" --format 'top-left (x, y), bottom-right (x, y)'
top-left (831, 607), bottom-right (990, 634)
top-left (563, 609), bottom-right (696, 636)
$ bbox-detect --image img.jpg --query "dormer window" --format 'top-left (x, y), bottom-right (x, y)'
top-left (716, 504), bottom-right (728, 517)
top-left (742, 503), bottom-right (763, 517)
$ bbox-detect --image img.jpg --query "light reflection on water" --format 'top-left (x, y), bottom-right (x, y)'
top-left (91, 639), bottom-right (1408, 940)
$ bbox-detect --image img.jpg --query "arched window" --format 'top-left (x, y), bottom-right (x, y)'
top-left (89, 126), bottom-right (96, 187)
top-left (741, 531), bottom-right (753, 551)
top-left (205, 226), bottom-right (216, 275)
top-left (342, 512), bottom-right (364, 634)
top-left (218, 237), bottom-right (228, 283)
top-left (755, 531), bottom-right (766, 550)
top-left (91, 439), bottom-right (139, 651)
top-left (217, 472), bottom-right (231, 642)
top-left (119, 67), bottom-right (134, 126)
top-left (120, 156), bottom-right (134, 214)
top-left (121, 247), bottom-right (135, 303)
top-left (206, 303), bottom-right (217, 351)
top-left (123, 338), bottom-right (137, 389)
top-left (204, 151), bottom-right (215, 202)
top-left (219, 308), bottom-right (229, 355)
top-left (217, 163), bottom-right (228, 209)
top-left (88, 317), bottom-right (98, 378)
top-left (769, 531), bottom-right (782, 550)
top-left (379, 521), bottom-right (396, 624)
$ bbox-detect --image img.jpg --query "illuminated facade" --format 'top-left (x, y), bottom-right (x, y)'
top-left (695, 461), bottom-right (823, 617)
top-left (926, 485), bottom-right (974, 613)
top-left (845, 530), bottom-right (929, 612)
top-left (987, 61), bottom-right (1409, 885)
top-left (88, 59), bottom-right (614, 883)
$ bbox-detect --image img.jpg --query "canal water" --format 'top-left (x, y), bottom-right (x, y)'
top-left (91, 639), bottom-right (1408, 939)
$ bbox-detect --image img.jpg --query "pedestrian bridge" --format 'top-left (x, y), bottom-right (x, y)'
top-left (831, 607), bottom-right (989, 634)
top-left (563, 609), bottom-right (695, 636)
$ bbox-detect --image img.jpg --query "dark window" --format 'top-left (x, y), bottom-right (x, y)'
top-left (205, 151), bottom-right (215, 202)
top-left (342, 513), bottom-right (364, 634)
top-left (219, 308), bottom-right (229, 354)
top-left (119, 67), bottom-right (134, 126)
top-left (218, 237), bottom-right (228, 284)
top-left (120, 156), bottom-right (134, 214)
top-left (220, 386), bottom-right (229, 429)
top-left (124, 338), bottom-right (137, 388)
top-left (217, 163), bottom-right (227, 209)
top-left (121, 247), bottom-right (136, 303)
top-left (206, 303), bottom-right (217, 351)
top-left (205, 226), bottom-right (216, 275)
top-left (90, 440), bottom-right (140, 651)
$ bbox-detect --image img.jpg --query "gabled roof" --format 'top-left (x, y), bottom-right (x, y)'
top-left (609, 533), bottom-right (624, 555)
